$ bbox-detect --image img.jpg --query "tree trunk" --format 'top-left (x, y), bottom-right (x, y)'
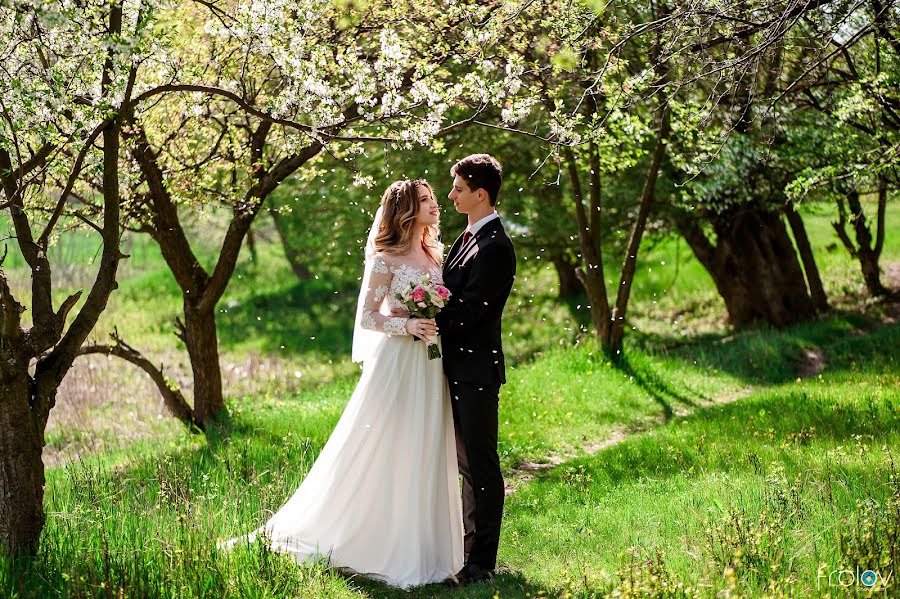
top-left (563, 147), bottom-right (612, 342)
top-left (848, 189), bottom-right (889, 297)
top-left (858, 247), bottom-right (888, 296)
top-left (784, 203), bottom-right (829, 312)
top-left (79, 334), bottom-right (201, 431)
top-left (0, 367), bottom-right (46, 555)
top-left (677, 206), bottom-right (817, 328)
top-left (833, 189), bottom-right (889, 297)
top-left (180, 304), bottom-right (224, 424)
top-left (606, 102), bottom-right (671, 356)
top-left (551, 256), bottom-right (580, 298)
top-left (270, 208), bottom-right (314, 281)
top-left (246, 226), bottom-right (258, 264)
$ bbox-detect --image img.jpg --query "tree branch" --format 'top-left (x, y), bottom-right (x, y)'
top-left (199, 142), bottom-right (322, 312)
top-left (35, 4), bottom-right (129, 410)
top-left (37, 119), bottom-right (110, 246)
top-left (129, 121), bottom-right (210, 294)
top-left (689, 0), bottom-right (837, 52)
top-left (79, 331), bottom-right (202, 432)
top-left (874, 174), bottom-right (887, 258)
top-left (871, 0), bottom-right (900, 56)
top-left (130, 84), bottom-right (395, 143)
top-left (832, 195), bottom-right (859, 256)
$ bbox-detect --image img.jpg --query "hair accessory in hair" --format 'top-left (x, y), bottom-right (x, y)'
top-left (394, 179), bottom-right (410, 207)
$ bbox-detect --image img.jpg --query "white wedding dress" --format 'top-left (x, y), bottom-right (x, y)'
top-left (223, 253), bottom-right (464, 589)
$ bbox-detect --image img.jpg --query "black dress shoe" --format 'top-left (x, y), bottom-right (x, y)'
top-left (455, 563), bottom-right (495, 584)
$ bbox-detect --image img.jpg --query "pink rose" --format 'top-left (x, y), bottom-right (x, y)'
top-left (435, 285), bottom-right (450, 299)
top-left (411, 287), bottom-right (426, 301)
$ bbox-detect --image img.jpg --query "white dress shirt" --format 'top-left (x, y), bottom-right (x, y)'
top-left (464, 211), bottom-right (500, 238)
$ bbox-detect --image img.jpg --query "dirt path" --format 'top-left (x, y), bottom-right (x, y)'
top-left (503, 384), bottom-right (755, 495)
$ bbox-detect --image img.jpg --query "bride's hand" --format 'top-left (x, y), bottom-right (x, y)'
top-left (390, 308), bottom-right (410, 318)
top-left (406, 318), bottom-right (436, 341)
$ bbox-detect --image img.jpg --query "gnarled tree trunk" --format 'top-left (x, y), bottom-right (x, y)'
top-left (0, 366), bottom-right (46, 555)
top-left (677, 206), bottom-right (817, 328)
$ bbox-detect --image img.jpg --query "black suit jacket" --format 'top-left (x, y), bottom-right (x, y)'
top-left (436, 218), bottom-right (516, 385)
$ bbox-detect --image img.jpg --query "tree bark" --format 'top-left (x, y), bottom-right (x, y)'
top-left (607, 103), bottom-right (671, 356)
top-left (270, 207), bottom-right (315, 281)
top-left (677, 206), bottom-right (817, 328)
top-left (563, 146), bottom-right (611, 341)
top-left (0, 370), bottom-right (45, 555)
top-left (833, 189), bottom-right (889, 297)
top-left (784, 203), bottom-right (829, 312)
top-left (550, 255), bottom-right (580, 298)
top-left (179, 304), bottom-right (225, 424)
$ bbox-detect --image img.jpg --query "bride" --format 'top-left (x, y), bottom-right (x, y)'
top-left (222, 179), bottom-right (464, 589)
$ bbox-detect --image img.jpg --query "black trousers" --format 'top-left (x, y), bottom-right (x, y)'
top-left (448, 379), bottom-right (504, 570)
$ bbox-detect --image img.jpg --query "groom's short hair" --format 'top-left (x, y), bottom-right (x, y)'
top-left (451, 154), bottom-right (503, 206)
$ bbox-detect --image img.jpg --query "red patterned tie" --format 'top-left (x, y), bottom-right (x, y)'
top-left (462, 231), bottom-right (472, 245)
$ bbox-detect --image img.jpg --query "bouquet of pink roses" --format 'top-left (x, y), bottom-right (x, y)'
top-left (396, 275), bottom-right (451, 360)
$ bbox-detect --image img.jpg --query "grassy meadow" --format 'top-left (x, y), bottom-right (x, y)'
top-left (1, 201), bottom-right (898, 598)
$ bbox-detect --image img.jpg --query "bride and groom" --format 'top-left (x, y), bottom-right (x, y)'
top-left (223, 154), bottom-right (516, 589)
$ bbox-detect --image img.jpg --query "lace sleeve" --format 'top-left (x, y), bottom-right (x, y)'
top-left (360, 256), bottom-right (409, 336)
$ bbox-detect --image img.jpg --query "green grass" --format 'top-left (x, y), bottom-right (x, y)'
top-left (3, 314), bottom-right (897, 598)
top-left (503, 324), bottom-right (900, 597)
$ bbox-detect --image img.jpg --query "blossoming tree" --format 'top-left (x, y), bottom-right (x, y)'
top-left (75, 0), bottom-right (531, 428)
top-left (0, 0), bottom-right (149, 554)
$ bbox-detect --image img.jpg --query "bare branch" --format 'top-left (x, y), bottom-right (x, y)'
top-left (689, 0), bottom-right (837, 52)
top-left (38, 119), bottom-right (110, 245)
top-left (79, 330), bottom-right (201, 431)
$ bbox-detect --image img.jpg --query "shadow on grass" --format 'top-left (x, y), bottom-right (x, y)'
top-left (347, 568), bottom-right (555, 598)
top-left (531, 363), bottom-right (900, 491)
top-left (635, 309), bottom-right (883, 387)
top-left (217, 278), bottom-right (358, 357)
top-left (615, 354), bottom-right (706, 421)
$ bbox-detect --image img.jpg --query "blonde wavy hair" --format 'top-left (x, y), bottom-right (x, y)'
top-left (374, 179), bottom-right (442, 266)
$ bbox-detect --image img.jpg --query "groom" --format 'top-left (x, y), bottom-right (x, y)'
top-left (436, 154), bottom-right (516, 585)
